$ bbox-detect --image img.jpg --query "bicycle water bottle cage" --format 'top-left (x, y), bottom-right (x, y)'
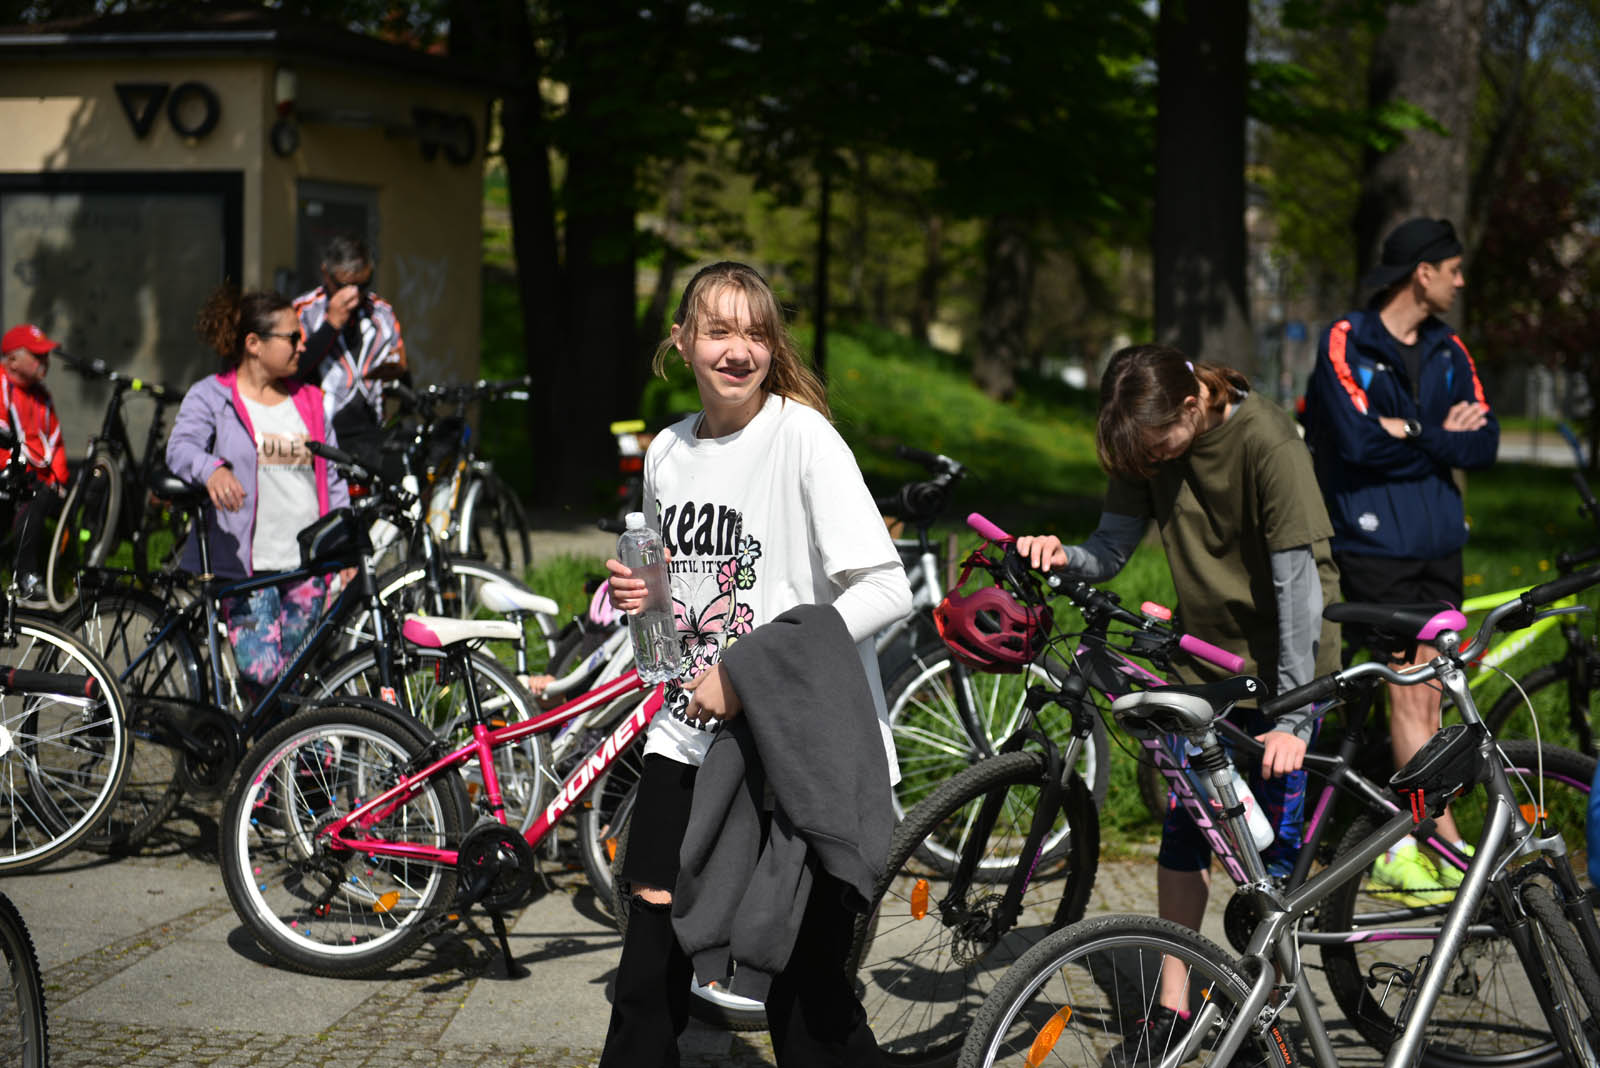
top-left (296, 506), bottom-right (371, 569)
top-left (1390, 722), bottom-right (1486, 812)
top-left (1111, 676), bottom-right (1265, 739)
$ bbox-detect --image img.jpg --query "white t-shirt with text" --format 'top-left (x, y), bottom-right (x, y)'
top-left (240, 395), bottom-right (320, 572)
top-left (640, 393), bottom-right (902, 778)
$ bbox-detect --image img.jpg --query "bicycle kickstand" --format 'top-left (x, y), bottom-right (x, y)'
top-left (488, 910), bottom-right (530, 979)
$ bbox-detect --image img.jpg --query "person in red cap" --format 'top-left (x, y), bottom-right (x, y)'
top-left (0, 324), bottom-right (70, 601)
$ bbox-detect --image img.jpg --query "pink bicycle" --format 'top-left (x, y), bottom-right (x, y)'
top-left (218, 613), bottom-right (659, 978)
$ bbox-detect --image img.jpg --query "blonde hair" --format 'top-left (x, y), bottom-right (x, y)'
top-left (652, 261), bottom-right (831, 421)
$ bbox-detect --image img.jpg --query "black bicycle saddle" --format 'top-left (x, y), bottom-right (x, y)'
top-left (147, 463), bottom-right (207, 506)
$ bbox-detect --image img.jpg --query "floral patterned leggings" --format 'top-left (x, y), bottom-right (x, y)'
top-left (222, 575), bottom-right (331, 702)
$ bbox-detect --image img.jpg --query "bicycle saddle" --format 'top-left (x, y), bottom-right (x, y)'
top-left (402, 613), bottom-right (523, 649)
top-left (1324, 601), bottom-right (1467, 643)
top-left (1111, 675), bottom-right (1265, 736)
top-left (147, 464), bottom-right (206, 506)
top-left (478, 581), bottom-right (559, 619)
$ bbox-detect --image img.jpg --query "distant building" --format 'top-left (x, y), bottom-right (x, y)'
top-left (0, 8), bottom-right (494, 443)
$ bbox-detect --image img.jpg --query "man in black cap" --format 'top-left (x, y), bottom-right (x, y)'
top-left (1302, 217), bottom-right (1498, 902)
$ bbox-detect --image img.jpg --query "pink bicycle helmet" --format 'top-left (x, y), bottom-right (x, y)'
top-left (934, 584), bottom-right (1053, 674)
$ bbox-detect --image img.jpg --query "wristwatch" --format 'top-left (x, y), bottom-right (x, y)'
top-left (1403, 418), bottom-right (1423, 439)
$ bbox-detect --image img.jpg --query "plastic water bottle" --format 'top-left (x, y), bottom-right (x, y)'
top-left (617, 513), bottom-right (681, 684)
top-left (1188, 742), bottom-right (1275, 851)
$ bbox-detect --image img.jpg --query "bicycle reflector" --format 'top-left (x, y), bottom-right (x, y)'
top-left (934, 575), bottom-right (1052, 673)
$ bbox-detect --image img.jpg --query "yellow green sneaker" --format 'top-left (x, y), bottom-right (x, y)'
top-left (1370, 844), bottom-right (1455, 907)
top-left (1431, 842), bottom-right (1474, 890)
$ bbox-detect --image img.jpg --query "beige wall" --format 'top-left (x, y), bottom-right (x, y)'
top-left (0, 53), bottom-right (485, 454)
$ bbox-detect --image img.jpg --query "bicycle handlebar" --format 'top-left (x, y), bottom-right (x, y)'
top-left (963, 512), bottom-right (1246, 674)
top-left (1262, 563), bottom-right (1600, 717)
top-left (0, 667), bottom-right (99, 700)
top-left (56, 351), bottom-right (180, 400)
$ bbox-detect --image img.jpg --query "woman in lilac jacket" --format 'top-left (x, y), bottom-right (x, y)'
top-left (167, 287), bottom-right (349, 700)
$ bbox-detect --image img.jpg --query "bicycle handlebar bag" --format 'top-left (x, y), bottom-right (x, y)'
top-left (297, 506), bottom-right (370, 569)
top-left (1390, 722), bottom-right (1487, 799)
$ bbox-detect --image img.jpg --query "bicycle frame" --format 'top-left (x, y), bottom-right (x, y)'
top-left (313, 669), bottom-right (659, 865)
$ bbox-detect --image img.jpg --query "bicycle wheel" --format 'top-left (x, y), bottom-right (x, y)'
top-left (608, 804), bottom-right (770, 1032)
top-left (0, 892), bottom-right (47, 1068)
top-left (45, 449), bottom-right (121, 612)
top-left (1319, 740), bottom-right (1597, 1068)
top-left (66, 591), bottom-right (203, 852)
top-left (219, 704), bottom-right (466, 977)
top-left (885, 649), bottom-right (1111, 829)
top-left (574, 692), bottom-right (650, 914)
top-left (1519, 882), bottom-right (1600, 1062)
top-left (458, 473), bottom-right (533, 577)
top-left (848, 749), bottom-right (1099, 1067)
top-left (315, 645), bottom-right (548, 832)
top-left (958, 915), bottom-right (1292, 1068)
top-left (0, 617), bottom-right (129, 873)
top-left (1486, 656), bottom-right (1597, 753)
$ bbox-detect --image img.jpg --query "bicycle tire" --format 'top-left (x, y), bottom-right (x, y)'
top-left (608, 803), bottom-right (771, 1032)
top-left (574, 694), bottom-right (649, 916)
top-left (45, 450), bottom-right (121, 612)
top-left (1486, 657), bottom-right (1597, 753)
top-left (315, 645), bottom-right (548, 832)
top-left (0, 617), bottom-right (130, 873)
top-left (1319, 740), bottom-right (1597, 1068)
top-left (65, 590), bottom-right (203, 852)
top-left (957, 914), bottom-right (1293, 1068)
top-left (885, 649), bottom-right (1110, 833)
top-left (458, 473), bottom-right (532, 577)
top-left (1519, 882), bottom-right (1600, 1062)
top-left (848, 749), bottom-right (1099, 1068)
top-left (219, 704), bottom-right (467, 977)
top-left (0, 891), bottom-right (47, 1068)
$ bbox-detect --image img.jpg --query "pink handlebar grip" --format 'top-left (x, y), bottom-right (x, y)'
top-left (1179, 634), bottom-right (1246, 674)
top-left (967, 513), bottom-right (1012, 542)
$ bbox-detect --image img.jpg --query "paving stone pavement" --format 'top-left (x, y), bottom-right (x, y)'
top-left (0, 791), bottom-right (1393, 1068)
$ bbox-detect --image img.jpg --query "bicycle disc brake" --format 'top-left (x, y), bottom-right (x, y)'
top-left (947, 892), bottom-right (1007, 967)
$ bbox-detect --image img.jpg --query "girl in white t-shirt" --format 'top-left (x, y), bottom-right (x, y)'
top-left (600, 263), bottom-right (910, 1067)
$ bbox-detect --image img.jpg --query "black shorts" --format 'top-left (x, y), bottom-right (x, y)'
top-left (616, 753), bottom-right (698, 893)
top-left (1334, 550), bottom-right (1463, 659)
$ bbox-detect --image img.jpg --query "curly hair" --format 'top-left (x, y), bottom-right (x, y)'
top-left (652, 261), bottom-right (831, 422)
top-left (1096, 344), bottom-right (1249, 481)
top-left (195, 285), bottom-right (292, 369)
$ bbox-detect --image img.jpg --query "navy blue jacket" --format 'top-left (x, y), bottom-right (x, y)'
top-left (1302, 309), bottom-right (1498, 560)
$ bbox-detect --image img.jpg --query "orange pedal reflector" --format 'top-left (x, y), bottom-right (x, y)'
top-left (605, 837), bottom-right (618, 862)
top-left (911, 879), bottom-right (930, 920)
top-left (373, 891), bottom-right (401, 913)
top-left (1521, 803), bottom-right (1547, 824)
top-left (1027, 1005), bottom-right (1072, 1067)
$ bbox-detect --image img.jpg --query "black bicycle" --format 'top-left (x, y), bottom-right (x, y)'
top-left (66, 444), bottom-right (540, 853)
top-left (44, 352), bottom-right (186, 611)
top-left (0, 890), bottom-right (46, 1067)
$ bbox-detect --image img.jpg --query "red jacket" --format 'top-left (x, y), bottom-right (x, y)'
top-left (0, 373), bottom-right (68, 487)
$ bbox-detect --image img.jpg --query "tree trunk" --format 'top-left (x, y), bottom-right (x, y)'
top-left (1354, 0), bottom-right (1485, 302)
top-left (641, 165), bottom-right (687, 356)
top-left (449, 0), bottom-right (565, 504)
top-left (910, 213), bottom-right (944, 348)
top-left (814, 160), bottom-right (831, 380)
top-left (974, 214), bottom-right (1033, 401)
top-left (1153, 0), bottom-right (1253, 376)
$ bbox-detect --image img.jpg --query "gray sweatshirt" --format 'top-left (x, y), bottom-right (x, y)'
top-left (671, 603), bottom-right (894, 1001)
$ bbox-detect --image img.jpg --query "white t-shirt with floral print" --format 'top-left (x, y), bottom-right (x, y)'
top-left (640, 393), bottom-right (900, 775)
